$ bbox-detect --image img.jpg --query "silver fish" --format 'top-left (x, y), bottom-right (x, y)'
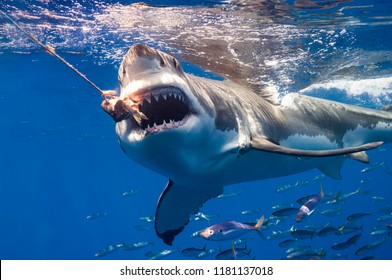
top-left (275, 181), bottom-right (299, 193)
top-left (312, 174), bottom-right (326, 181)
top-left (327, 187), bottom-right (361, 204)
top-left (372, 196), bottom-right (386, 202)
top-left (272, 208), bottom-right (299, 218)
top-left (217, 191), bottom-right (241, 199)
top-left (86, 212), bottom-right (107, 220)
top-left (376, 214), bottom-right (392, 222)
top-left (267, 227), bottom-right (294, 240)
top-left (122, 241), bottom-right (153, 251)
top-left (181, 244), bottom-right (207, 257)
top-left (285, 245), bottom-right (312, 255)
top-left (94, 244), bottom-right (123, 258)
top-left (233, 237), bottom-right (254, 245)
top-left (320, 206), bottom-right (343, 217)
top-left (193, 212), bottom-right (219, 221)
top-left (355, 237), bottom-right (387, 256)
top-left (317, 226), bottom-right (342, 237)
top-left (360, 178), bottom-right (372, 184)
top-left (196, 247), bottom-right (220, 259)
top-left (290, 229), bottom-right (317, 240)
top-left (241, 209), bottom-right (261, 215)
top-left (278, 239), bottom-right (297, 248)
top-left (216, 242), bottom-right (251, 260)
top-left (272, 202), bottom-right (295, 210)
top-left (339, 224), bottom-right (364, 235)
top-left (286, 248), bottom-right (327, 260)
top-left (331, 234), bottom-right (361, 250)
top-left (370, 229), bottom-right (389, 236)
top-left (332, 253), bottom-right (349, 260)
top-left (360, 162), bottom-right (383, 173)
top-left (346, 212), bottom-right (371, 222)
top-left (380, 161), bottom-right (392, 175)
top-left (139, 216), bottom-right (155, 223)
top-left (145, 248), bottom-right (178, 260)
top-left (122, 188), bottom-right (140, 197)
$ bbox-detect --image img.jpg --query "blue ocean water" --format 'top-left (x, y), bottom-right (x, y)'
top-left (0, 0), bottom-right (391, 260)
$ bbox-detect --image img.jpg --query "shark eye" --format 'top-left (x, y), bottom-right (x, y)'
top-left (209, 229), bottom-right (214, 235)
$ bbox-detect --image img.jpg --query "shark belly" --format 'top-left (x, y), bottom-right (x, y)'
top-left (211, 150), bottom-right (341, 185)
top-left (116, 112), bottom-right (242, 187)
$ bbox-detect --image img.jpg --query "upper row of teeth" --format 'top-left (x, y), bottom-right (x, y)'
top-left (140, 92), bottom-right (185, 106)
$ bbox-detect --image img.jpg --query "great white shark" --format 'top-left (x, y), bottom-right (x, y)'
top-left (2, 3), bottom-right (391, 248)
top-left (101, 44), bottom-right (392, 245)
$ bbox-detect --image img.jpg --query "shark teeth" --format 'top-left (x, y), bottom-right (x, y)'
top-left (143, 116), bottom-right (189, 134)
top-left (142, 95), bottom-right (151, 105)
top-left (135, 86), bottom-right (190, 134)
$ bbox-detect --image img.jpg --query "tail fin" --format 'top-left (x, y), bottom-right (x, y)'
top-left (254, 215), bottom-right (265, 239)
top-left (231, 241), bottom-right (236, 260)
top-left (320, 182), bottom-right (325, 198)
top-left (329, 191), bottom-right (341, 204)
top-left (255, 215), bottom-right (265, 230)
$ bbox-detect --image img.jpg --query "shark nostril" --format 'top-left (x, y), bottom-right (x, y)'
top-left (160, 57), bottom-right (165, 67)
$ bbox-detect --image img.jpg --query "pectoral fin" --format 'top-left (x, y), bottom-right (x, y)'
top-left (346, 151), bottom-right (370, 163)
top-left (251, 136), bottom-right (383, 158)
top-left (155, 180), bottom-right (223, 245)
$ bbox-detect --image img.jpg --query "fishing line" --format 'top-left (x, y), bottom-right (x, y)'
top-left (0, 10), bottom-right (113, 99)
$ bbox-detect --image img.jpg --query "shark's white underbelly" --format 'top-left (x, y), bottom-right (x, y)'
top-left (201, 150), bottom-right (337, 186)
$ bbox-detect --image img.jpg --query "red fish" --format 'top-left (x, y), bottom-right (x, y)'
top-left (200, 215), bottom-right (264, 241)
top-left (296, 184), bottom-right (324, 222)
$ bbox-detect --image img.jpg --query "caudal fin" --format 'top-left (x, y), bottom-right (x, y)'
top-left (320, 182), bottom-right (324, 197)
top-left (255, 215), bottom-right (265, 230)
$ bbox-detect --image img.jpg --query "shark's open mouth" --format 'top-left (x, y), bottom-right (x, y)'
top-left (135, 87), bottom-right (190, 134)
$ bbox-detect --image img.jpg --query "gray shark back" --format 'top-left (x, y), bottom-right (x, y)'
top-left (278, 93), bottom-right (392, 147)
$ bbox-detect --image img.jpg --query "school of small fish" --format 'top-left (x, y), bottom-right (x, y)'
top-left (88, 160), bottom-right (391, 260)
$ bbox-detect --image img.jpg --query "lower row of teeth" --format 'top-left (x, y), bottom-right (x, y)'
top-left (145, 119), bottom-right (180, 129)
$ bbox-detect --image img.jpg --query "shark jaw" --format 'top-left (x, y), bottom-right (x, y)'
top-left (128, 86), bottom-right (192, 136)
